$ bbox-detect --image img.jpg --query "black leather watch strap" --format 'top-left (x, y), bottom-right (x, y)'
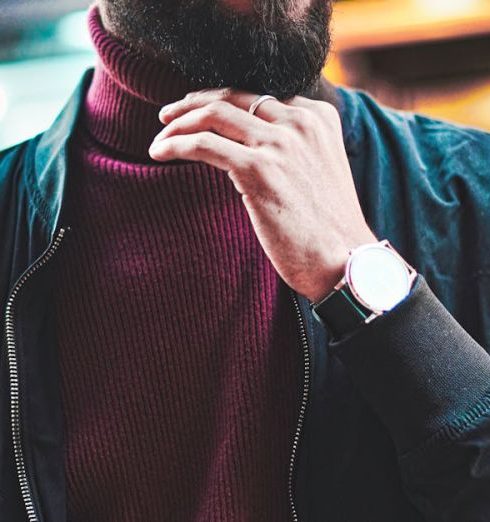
top-left (311, 284), bottom-right (373, 339)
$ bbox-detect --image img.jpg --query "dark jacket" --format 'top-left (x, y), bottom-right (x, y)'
top-left (1, 68), bottom-right (490, 522)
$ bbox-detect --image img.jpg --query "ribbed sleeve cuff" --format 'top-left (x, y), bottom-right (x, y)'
top-left (329, 275), bottom-right (490, 454)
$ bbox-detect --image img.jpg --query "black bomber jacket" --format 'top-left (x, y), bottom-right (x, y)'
top-left (1, 70), bottom-right (490, 521)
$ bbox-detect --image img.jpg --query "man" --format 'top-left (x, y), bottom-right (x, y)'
top-left (0, 0), bottom-right (489, 520)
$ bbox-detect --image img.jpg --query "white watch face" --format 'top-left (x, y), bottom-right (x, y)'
top-left (346, 244), bottom-right (412, 312)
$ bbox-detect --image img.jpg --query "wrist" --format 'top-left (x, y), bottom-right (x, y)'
top-left (310, 239), bottom-right (417, 339)
top-left (305, 229), bottom-right (378, 304)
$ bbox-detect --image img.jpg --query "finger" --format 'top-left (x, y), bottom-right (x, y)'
top-left (159, 88), bottom-right (289, 124)
top-left (148, 130), bottom-right (252, 174)
top-left (152, 101), bottom-right (274, 147)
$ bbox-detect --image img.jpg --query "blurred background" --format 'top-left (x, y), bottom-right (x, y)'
top-left (1, 0), bottom-right (490, 149)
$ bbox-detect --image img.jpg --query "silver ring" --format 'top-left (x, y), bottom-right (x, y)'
top-left (248, 94), bottom-right (278, 116)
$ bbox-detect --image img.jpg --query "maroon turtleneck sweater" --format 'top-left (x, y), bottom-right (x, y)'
top-left (54, 6), bottom-right (303, 521)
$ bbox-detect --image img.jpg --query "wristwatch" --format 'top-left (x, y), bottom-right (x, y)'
top-left (310, 240), bottom-right (418, 339)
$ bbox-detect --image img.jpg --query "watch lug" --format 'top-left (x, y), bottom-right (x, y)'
top-left (365, 311), bottom-right (382, 324)
top-left (333, 276), bottom-right (347, 292)
top-left (381, 240), bottom-right (418, 279)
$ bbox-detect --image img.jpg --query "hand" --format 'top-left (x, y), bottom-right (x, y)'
top-left (149, 88), bottom-right (377, 303)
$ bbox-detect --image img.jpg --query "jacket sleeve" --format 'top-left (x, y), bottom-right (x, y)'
top-left (328, 274), bottom-right (490, 521)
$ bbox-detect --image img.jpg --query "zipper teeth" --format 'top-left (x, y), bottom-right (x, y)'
top-left (5, 227), bottom-right (68, 522)
top-left (5, 228), bottom-right (309, 521)
top-left (288, 289), bottom-right (312, 522)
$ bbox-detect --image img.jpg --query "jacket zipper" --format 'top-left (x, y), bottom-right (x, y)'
top-left (5, 226), bottom-right (69, 522)
top-left (5, 227), bottom-right (309, 521)
top-left (288, 288), bottom-right (312, 522)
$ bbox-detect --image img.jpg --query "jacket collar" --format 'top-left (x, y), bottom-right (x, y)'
top-left (31, 68), bottom-right (95, 239)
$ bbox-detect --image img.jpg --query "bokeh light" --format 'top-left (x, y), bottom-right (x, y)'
top-left (414, 0), bottom-right (480, 16)
top-left (0, 87), bottom-right (7, 122)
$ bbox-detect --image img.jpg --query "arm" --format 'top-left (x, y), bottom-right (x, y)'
top-left (329, 274), bottom-right (490, 520)
top-left (146, 86), bottom-right (490, 518)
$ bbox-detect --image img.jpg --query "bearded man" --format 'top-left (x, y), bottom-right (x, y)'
top-left (0, 0), bottom-right (489, 520)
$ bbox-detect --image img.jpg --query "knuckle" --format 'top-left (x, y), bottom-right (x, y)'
top-left (251, 126), bottom-right (293, 150)
top-left (321, 101), bottom-right (337, 114)
top-left (199, 106), bottom-right (217, 124)
top-left (278, 127), bottom-right (295, 147)
top-left (181, 92), bottom-right (198, 109)
top-left (247, 131), bottom-right (270, 149)
top-left (206, 100), bottom-right (227, 117)
top-left (245, 152), bottom-right (262, 173)
top-left (199, 103), bottom-right (227, 133)
top-left (198, 101), bottom-right (227, 125)
top-left (285, 107), bottom-right (315, 132)
top-left (320, 102), bottom-right (341, 124)
top-left (262, 128), bottom-right (281, 148)
top-left (254, 149), bottom-right (275, 171)
top-left (218, 86), bottom-right (233, 100)
top-left (266, 127), bottom-right (295, 151)
top-left (193, 132), bottom-right (211, 151)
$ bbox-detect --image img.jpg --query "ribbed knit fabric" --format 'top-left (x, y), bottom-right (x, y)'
top-left (54, 6), bottom-right (303, 521)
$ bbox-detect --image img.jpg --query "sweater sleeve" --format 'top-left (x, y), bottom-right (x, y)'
top-left (328, 274), bottom-right (490, 520)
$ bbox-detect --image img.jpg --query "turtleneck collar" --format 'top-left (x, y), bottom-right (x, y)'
top-left (82, 5), bottom-right (197, 160)
top-left (81, 4), bottom-right (338, 162)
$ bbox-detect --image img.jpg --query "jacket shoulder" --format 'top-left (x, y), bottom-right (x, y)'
top-left (0, 136), bottom-right (40, 178)
top-left (337, 85), bottom-right (490, 167)
top-left (336, 86), bottom-right (490, 346)
top-left (337, 84), bottom-right (490, 213)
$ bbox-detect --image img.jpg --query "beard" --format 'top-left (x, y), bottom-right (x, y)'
top-left (103, 0), bottom-right (333, 100)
